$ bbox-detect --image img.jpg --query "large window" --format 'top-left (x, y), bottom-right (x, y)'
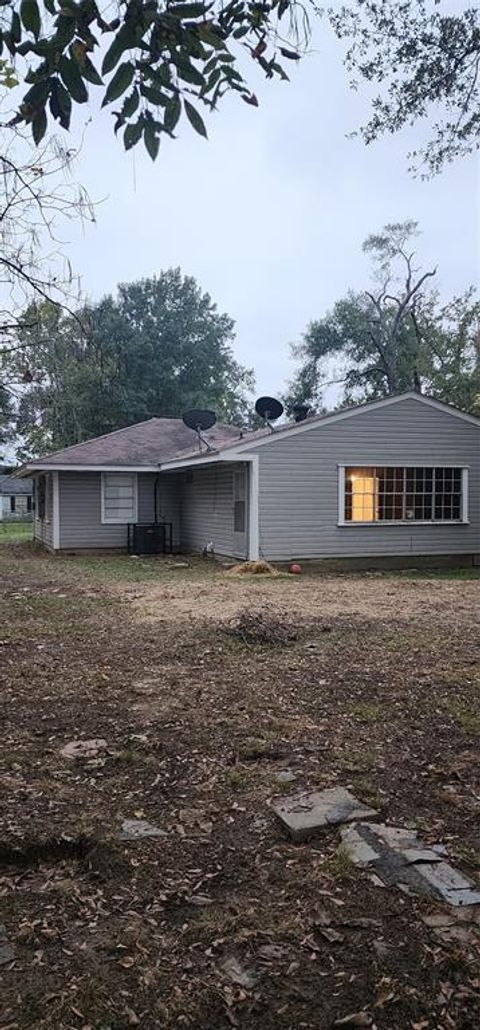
top-left (101, 473), bottom-right (138, 524)
top-left (342, 466), bottom-right (467, 524)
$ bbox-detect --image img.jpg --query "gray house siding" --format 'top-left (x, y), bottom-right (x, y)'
top-left (244, 398), bottom-right (480, 561)
top-left (179, 463), bottom-right (245, 557)
top-left (58, 471), bottom-right (154, 549)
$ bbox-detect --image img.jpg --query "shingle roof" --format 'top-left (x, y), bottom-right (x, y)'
top-left (0, 474), bottom-right (33, 495)
top-left (23, 418), bottom-right (243, 468)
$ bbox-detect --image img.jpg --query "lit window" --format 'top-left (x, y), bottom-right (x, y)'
top-left (343, 467), bottom-right (466, 523)
top-left (101, 473), bottom-right (138, 524)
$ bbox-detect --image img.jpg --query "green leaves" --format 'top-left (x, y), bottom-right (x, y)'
top-left (102, 26), bottom-right (135, 75)
top-left (59, 57), bottom-right (88, 103)
top-left (184, 99), bottom-right (207, 137)
top-left (124, 118), bottom-right (144, 150)
top-left (32, 107), bottom-right (47, 143)
top-left (144, 119), bottom-right (160, 160)
top-left (10, 0), bottom-right (304, 155)
top-left (20, 0), bottom-right (41, 38)
top-left (102, 61), bottom-right (134, 106)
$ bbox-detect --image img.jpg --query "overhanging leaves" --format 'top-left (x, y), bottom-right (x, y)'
top-left (6, 0), bottom-right (304, 155)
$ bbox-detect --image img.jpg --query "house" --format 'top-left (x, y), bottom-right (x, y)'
top-left (0, 473), bottom-right (33, 520)
top-left (16, 392), bottom-right (480, 565)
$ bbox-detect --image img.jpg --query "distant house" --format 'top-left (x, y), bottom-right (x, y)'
top-left (16, 393), bottom-right (480, 564)
top-left (0, 474), bottom-right (33, 520)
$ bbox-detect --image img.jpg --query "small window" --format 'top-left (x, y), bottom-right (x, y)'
top-left (27, 496), bottom-right (32, 513)
top-left (343, 466), bottom-right (466, 524)
top-left (101, 473), bottom-right (138, 524)
top-left (10, 496), bottom-right (16, 513)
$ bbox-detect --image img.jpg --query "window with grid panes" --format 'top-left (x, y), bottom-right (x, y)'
top-left (344, 467), bottom-right (464, 523)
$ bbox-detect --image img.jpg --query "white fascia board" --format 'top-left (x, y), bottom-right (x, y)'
top-left (159, 451), bottom-right (251, 471)
top-left (21, 463), bottom-right (160, 473)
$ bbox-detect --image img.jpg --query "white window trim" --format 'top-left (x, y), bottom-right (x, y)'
top-left (337, 464), bottom-right (469, 527)
top-left (101, 472), bottom-right (138, 525)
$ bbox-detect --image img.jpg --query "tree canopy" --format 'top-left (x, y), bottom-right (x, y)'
top-left (1, 0), bottom-right (307, 156)
top-left (1, 0), bottom-right (478, 171)
top-left (9, 268), bottom-right (254, 456)
top-left (329, 1), bottom-right (480, 173)
top-left (285, 221), bottom-right (480, 415)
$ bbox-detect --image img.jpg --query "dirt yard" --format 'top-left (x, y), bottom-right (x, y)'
top-left (1, 538), bottom-right (480, 1030)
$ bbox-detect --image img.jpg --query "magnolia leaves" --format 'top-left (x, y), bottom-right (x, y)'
top-left (4, 0), bottom-right (300, 156)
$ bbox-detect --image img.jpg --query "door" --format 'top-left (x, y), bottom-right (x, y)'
top-left (232, 465), bottom-right (248, 558)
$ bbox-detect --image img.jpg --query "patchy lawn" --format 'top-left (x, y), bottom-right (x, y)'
top-left (1, 541), bottom-right (480, 1030)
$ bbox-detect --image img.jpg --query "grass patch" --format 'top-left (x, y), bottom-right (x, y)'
top-left (0, 522), bottom-right (32, 543)
top-left (323, 850), bottom-right (357, 881)
top-left (349, 702), bottom-right (383, 724)
top-left (446, 700), bottom-right (480, 736)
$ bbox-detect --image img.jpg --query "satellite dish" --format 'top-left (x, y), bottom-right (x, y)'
top-left (182, 409), bottom-right (217, 432)
top-left (255, 396), bottom-right (284, 423)
top-left (292, 403), bottom-right (309, 423)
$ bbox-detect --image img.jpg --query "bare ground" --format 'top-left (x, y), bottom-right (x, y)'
top-left (1, 541), bottom-right (480, 1030)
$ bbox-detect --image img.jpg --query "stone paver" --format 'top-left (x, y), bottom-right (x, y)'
top-left (119, 819), bottom-right (167, 840)
top-left (60, 738), bottom-right (108, 760)
top-left (272, 787), bottom-right (378, 842)
top-left (340, 822), bottom-right (480, 907)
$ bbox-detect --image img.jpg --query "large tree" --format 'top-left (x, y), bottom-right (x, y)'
top-left (11, 268), bottom-right (254, 455)
top-left (285, 221), bottom-right (480, 414)
top-left (329, 1), bottom-right (480, 173)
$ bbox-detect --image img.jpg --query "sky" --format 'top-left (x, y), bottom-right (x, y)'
top-left (60, 18), bottom-right (480, 408)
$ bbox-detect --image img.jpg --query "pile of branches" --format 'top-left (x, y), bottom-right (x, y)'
top-left (226, 608), bottom-right (298, 647)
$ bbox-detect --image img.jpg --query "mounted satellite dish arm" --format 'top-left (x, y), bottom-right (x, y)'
top-left (182, 409), bottom-right (217, 451)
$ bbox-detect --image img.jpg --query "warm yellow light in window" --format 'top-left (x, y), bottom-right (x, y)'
top-left (350, 472), bottom-right (378, 522)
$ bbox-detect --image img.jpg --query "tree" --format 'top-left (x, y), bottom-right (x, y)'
top-left (1, 0), bottom-right (308, 156)
top-left (329, 1), bottom-right (480, 174)
top-left (11, 269), bottom-right (254, 455)
top-left (285, 220), bottom-right (480, 414)
top-left (0, 129), bottom-right (94, 447)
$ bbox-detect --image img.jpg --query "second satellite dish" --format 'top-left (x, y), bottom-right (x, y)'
top-left (255, 396), bottom-right (284, 423)
top-left (182, 409), bottom-right (217, 432)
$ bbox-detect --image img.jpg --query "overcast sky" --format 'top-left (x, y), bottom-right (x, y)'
top-left (64, 18), bottom-right (480, 407)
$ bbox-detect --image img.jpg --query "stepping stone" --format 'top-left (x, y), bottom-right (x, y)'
top-left (60, 739), bottom-right (107, 760)
top-left (340, 822), bottom-right (480, 907)
top-left (276, 769), bottom-right (296, 784)
top-left (119, 819), bottom-right (167, 840)
top-left (272, 787), bottom-right (378, 842)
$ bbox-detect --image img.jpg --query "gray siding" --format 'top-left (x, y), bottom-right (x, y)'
top-left (59, 471), bottom-right (161, 549)
top-left (156, 473), bottom-right (181, 550)
top-left (179, 463), bottom-right (244, 557)
top-left (245, 398), bottom-right (480, 561)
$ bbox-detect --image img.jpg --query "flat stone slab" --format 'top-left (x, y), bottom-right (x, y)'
top-left (119, 819), bottom-right (167, 841)
top-left (272, 787), bottom-right (378, 842)
top-left (340, 822), bottom-right (480, 907)
top-left (60, 738), bottom-right (107, 760)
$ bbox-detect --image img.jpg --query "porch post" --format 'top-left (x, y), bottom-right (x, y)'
top-left (247, 456), bottom-right (259, 560)
top-left (52, 470), bottom-right (60, 550)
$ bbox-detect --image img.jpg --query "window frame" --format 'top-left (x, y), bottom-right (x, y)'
top-left (337, 465), bottom-right (469, 527)
top-left (101, 472), bottom-right (138, 525)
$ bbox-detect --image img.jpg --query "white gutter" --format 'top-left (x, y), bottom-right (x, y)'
top-left (17, 463), bottom-right (161, 475)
